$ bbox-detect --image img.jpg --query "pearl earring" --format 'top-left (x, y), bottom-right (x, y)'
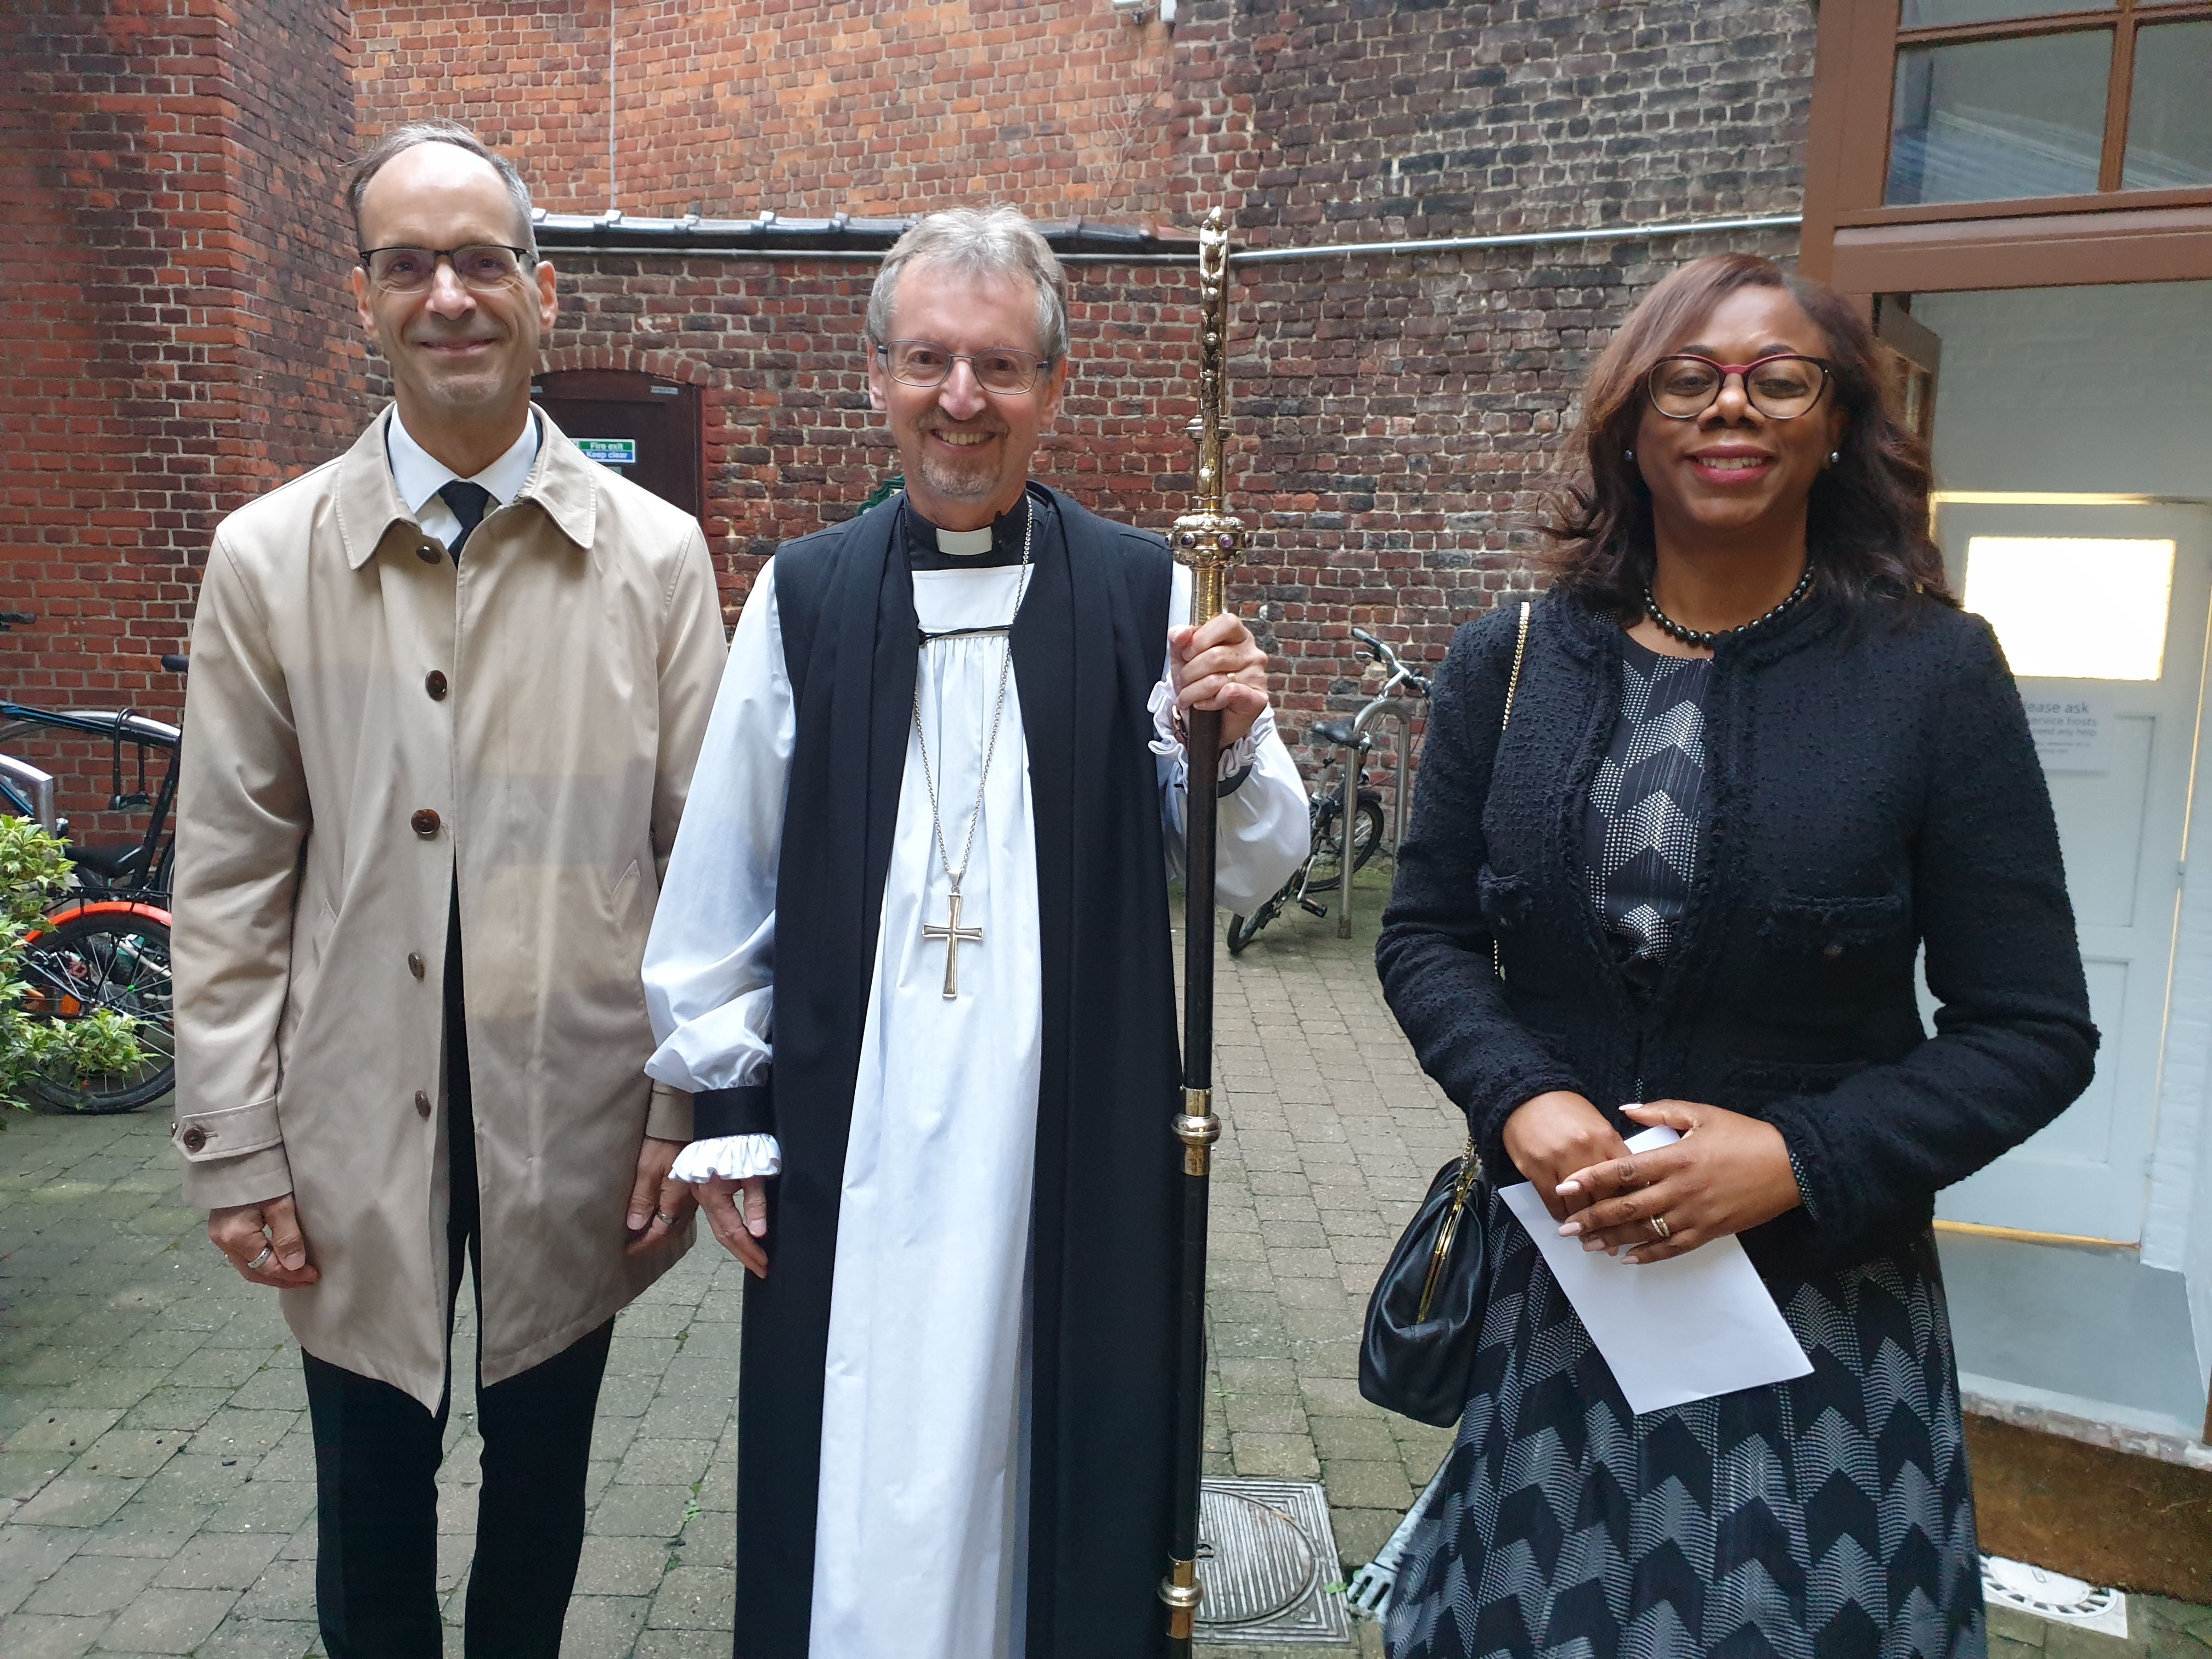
top-left (1827, 450), bottom-right (1840, 465)
top-left (1624, 449), bottom-right (1635, 461)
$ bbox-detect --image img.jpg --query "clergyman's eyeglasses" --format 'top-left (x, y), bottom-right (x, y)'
top-left (1645, 353), bottom-right (1832, 421)
top-left (878, 338), bottom-right (1054, 395)
top-left (360, 245), bottom-right (534, 295)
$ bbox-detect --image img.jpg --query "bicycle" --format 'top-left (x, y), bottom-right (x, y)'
top-left (1226, 627), bottom-right (1431, 955)
top-left (1, 642), bottom-right (186, 1114)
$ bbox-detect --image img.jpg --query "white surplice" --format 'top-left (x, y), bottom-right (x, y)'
top-left (641, 530), bottom-right (1308, 1659)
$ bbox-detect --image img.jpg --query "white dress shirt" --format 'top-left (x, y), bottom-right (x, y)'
top-left (385, 408), bottom-right (542, 549)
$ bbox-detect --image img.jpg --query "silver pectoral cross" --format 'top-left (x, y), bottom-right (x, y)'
top-left (921, 890), bottom-right (984, 1000)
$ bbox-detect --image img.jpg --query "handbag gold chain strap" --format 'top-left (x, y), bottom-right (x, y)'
top-left (1491, 601), bottom-right (1530, 982)
top-left (1500, 598), bottom-right (1531, 730)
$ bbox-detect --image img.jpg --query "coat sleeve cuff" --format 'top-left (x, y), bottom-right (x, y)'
top-left (693, 1079), bottom-right (775, 1139)
top-left (646, 1081), bottom-right (693, 1142)
top-left (174, 1097), bottom-right (295, 1210)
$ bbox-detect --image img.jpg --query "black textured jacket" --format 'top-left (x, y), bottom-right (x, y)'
top-left (1376, 586), bottom-right (2099, 1277)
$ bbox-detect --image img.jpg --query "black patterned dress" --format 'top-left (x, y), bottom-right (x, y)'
top-left (1385, 636), bottom-right (1986, 1659)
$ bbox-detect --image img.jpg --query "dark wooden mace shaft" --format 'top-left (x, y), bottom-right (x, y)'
top-left (1166, 702), bottom-right (1224, 1657)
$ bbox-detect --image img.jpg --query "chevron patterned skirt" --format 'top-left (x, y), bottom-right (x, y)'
top-left (1385, 1189), bottom-right (1985, 1659)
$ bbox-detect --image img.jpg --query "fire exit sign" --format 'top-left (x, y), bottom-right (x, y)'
top-left (577, 438), bottom-right (637, 467)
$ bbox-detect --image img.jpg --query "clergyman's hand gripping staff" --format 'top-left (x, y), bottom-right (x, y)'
top-left (1161, 205), bottom-right (1243, 1652)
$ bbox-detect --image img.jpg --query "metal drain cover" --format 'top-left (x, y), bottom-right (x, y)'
top-left (1195, 1477), bottom-right (1352, 1644)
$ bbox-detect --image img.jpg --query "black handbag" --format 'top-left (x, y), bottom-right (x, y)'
top-left (1357, 600), bottom-right (1530, 1427)
top-left (1358, 1142), bottom-right (1490, 1425)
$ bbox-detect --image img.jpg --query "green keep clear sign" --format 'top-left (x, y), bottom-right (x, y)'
top-left (577, 438), bottom-right (638, 468)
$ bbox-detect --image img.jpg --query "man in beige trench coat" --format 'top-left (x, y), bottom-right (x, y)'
top-left (170, 121), bottom-right (725, 1659)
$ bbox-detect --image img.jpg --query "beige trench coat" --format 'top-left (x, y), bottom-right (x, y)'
top-left (172, 408), bottom-right (726, 1408)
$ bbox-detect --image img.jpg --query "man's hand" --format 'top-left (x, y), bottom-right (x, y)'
top-left (1554, 1100), bottom-right (1805, 1264)
top-left (1169, 612), bottom-right (1271, 747)
top-left (1500, 1091), bottom-right (1632, 1222)
top-left (696, 1176), bottom-right (771, 1279)
top-left (208, 1195), bottom-right (319, 1288)
top-left (625, 1136), bottom-right (697, 1257)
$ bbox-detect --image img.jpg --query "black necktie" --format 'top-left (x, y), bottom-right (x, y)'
top-left (439, 481), bottom-right (493, 559)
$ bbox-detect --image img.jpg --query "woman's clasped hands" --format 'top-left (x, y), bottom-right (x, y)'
top-left (1502, 1090), bottom-right (1806, 1265)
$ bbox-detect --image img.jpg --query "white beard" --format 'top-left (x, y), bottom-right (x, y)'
top-left (914, 450), bottom-right (1001, 503)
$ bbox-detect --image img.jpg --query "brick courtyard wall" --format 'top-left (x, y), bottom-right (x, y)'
top-left (229, 1), bottom-right (367, 488)
top-left (1187, 0), bottom-right (1816, 768)
top-left (0, 0), bottom-right (364, 837)
top-left (354, 1), bottom-right (1184, 223)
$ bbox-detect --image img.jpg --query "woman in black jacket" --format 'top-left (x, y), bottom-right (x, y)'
top-left (1376, 254), bottom-right (2096, 1659)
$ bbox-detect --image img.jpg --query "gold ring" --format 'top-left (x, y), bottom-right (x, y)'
top-left (1648, 1215), bottom-right (1672, 1241)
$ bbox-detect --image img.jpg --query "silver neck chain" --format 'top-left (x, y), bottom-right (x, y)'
top-left (911, 498), bottom-right (1035, 896)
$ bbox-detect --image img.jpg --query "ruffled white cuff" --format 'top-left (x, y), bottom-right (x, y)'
top-left (1148, 680), bottom-right (1273, 782)
top-left (670, 1133), bottom-right (782, 1184)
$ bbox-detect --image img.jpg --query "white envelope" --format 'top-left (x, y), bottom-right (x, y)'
top-left (1497, 1126), bottom-right (1814, 1415)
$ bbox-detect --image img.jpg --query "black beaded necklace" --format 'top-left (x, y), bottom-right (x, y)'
top-left (1643, 562), bottom-right (1814, 648)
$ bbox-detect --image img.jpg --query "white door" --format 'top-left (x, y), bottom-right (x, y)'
top-left (1933, 502), bottom-right (2212, 1244)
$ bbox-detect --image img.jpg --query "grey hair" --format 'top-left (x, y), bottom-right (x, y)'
top-left (866, 207), bottom-right (1069, 366)
top-left (347, 122), bottom-right (539, 262)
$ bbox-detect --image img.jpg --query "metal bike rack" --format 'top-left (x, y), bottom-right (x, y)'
top-left (1336, 698), bottom-right (1423, 939)
top-left (0, 754), bottom-right (57, 834)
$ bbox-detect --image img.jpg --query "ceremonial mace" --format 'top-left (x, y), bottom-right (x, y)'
top-left (1161, 205), bottom-right (1242, 1651)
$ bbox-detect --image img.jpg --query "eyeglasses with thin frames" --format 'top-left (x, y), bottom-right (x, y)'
top-left (1646, 353), bottom-right (1832, 421)
top-left (876, 338), bottom-right (1054, 396)
top-left (360, 245), bottom-right (535, 295)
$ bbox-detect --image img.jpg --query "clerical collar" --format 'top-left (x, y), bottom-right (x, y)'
top-left (901, 489), bottom-right (1050, 572)
top-left (935, 523), bottom-right (995, 558)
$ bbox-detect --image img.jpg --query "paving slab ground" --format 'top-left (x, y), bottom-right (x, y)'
top-left (0, 868), bottom-right (2203, 1655)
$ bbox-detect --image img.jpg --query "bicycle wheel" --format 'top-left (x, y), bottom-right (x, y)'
top-left (1345, 797), bottom-right (1386, 874)
top-left (1307, 795), bottom-right (1386, 886)
top-left (20, 910), bottom-right (176, 1114)
top-left (1226, 899), bottom-right (1283, 955)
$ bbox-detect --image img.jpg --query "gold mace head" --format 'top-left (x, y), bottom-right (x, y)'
top-left (1174, 205), bottom-right (1243, 625)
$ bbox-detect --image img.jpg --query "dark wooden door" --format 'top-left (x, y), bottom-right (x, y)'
top-left (531, 370), bottom-right (703, 520)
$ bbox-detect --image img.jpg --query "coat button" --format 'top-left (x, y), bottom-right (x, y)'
top-left (180, 1126), bottom-right (207, 1153)
top-left (410, 808), bottom-right (441, 838)
top-left (415, 1090), bottom-right (432, 1119)
top-left (416, 540), bottom-right (443, 565)
top-left (408, 952), bottom-right (425, 979)
top-left (425, 670), bottom-right (449, 701)
top-left (1822, 941), bottom-right (1845, 960)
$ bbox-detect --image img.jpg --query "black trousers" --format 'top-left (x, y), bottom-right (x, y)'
top-left (303, 883), bottom-right (613, 1659)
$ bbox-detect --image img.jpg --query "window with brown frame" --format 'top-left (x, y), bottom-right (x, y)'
top-left (1886, 1), bottom-right (2212, 206)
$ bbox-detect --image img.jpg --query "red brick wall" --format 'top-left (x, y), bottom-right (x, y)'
top-left (229, 0), bottom-right (366, 486)
top-left (1206, 0), bottom-right (1814, 757)
top-left (354, 0), bottom-right (1186, 223)
top-left (0, 0), bottom-right (365, 836)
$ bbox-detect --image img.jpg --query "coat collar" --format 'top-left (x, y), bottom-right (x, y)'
top-left (334, 405), bottom-right (600, 571)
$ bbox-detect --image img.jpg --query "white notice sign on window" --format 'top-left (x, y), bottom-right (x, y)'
top-left (2022, 691), bottom-right (2113, 774)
